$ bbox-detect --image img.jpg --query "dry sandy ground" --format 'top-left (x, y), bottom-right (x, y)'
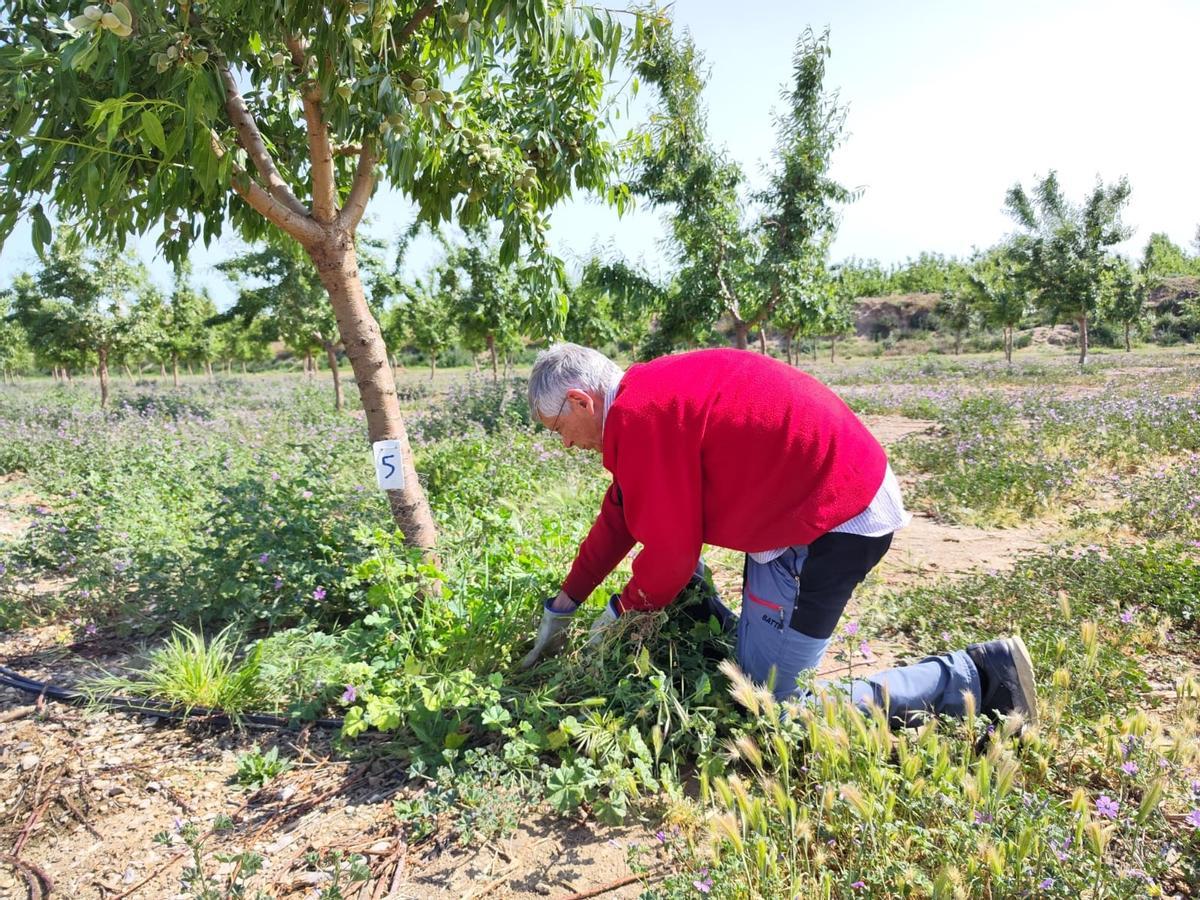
top-left (0, 413), bottom-right (1060, 899)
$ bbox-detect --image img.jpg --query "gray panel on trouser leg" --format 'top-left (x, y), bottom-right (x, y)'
top-left (736, 550), bottom-right (805, 691)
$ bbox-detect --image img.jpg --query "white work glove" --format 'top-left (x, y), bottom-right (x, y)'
top-left (520, 596), bottom-right (577, 670)
top-left (585, 595), bottom-right (621, 649)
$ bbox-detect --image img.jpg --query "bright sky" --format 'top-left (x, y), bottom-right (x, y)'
top-left (2, 0), bottom-right (1197, 306)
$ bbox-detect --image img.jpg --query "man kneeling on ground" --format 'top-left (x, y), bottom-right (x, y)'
top-left (520, 343), bottom-right (1037, 727)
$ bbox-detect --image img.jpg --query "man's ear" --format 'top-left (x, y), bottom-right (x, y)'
top-left (565, 387), bottom-right (594, 413)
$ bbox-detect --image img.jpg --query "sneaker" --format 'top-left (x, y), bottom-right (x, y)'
top-left (966, 636), bottom-right (1038, 727)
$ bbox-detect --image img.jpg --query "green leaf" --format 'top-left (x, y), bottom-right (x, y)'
top-left (140, 110), bottom-right (167, 154)
top-left (30, 203), bottom-right (51, 257)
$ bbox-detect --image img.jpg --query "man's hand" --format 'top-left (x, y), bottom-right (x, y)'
top-left (520, 594), bottom-right (578, 670)
top-left (585, 595), bottom-right (621, 648)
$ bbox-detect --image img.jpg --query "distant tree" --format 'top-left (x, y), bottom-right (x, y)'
top-left (934, 286), bottom-right (975, 356)
top-left (10, 233), bottom-right (146, 406)
top-left (629, 27), bottom-right (761, 350)
top-left (965, 245), bottom-right (1029, 367)
top-left (566, 256), bottom-right (661, 350)
top-left (773, 245), bottom-right (835, 364)
top-left (391, 275), bottom-right (456, 380)
top-left (438, 229), bottom-right (529, 381)
top-left (1140, 233), bottom-right (1196, 279)
top-left (0, 290), bottom-right (31, 382)
top-left (832, 257), bottom-right (891, 300)
top-left (217, 241), bottom-right (346, 408)
top-left (887, 252), bottom-right (969, 295)
top-left (1102, 257), bottom-right (1145, 352)
top-left (1005, 171), bottom-right (1132, 366)
top-left (755, 28), bottom-right (854, 351)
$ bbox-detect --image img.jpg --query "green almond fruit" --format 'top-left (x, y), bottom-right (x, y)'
top-left (84, 5), bottom-right (103, 19)
top-left (191, 49), bottom-right (208, 65)
top-left (336, 84), bottom-right (352, 100)
top-left (113, 22), bottom-right (132, 36)
top-left (410, 77), bottom-right (427, 91)
top-left (111, 1), bottom-right (132, 28)
top-left (411, 90), bottom-right (426, 104)
top-left (427, 89), bottom-right (445, 102)
top-left (67, 14), bottom-right (94, 30)
top-left (100, 11), bottom-right (120, 28)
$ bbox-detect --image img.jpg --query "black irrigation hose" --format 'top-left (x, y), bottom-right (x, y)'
top-left (0, 664), bottom-right (346, 730)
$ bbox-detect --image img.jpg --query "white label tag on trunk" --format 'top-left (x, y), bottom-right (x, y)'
top-left (372, 439), bottom-right (405, 491)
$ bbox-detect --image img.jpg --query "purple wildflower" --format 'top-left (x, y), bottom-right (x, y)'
top-left (974, 810), bottom-right (993, 825)
top-left (312, 586), bottom-right (326, 601)
top-left (300, 490), bottom-right (313, 499)
top-left (858, 641), bottom-right (873, 661)
top-left (843, 621), bottom-right (859, 637)
top-left (1096, 795), bottom-right (1119, 819)
top-left (341, 685), bottom-right (357, 703)
top-left (273, 576), bottom-right (283, 590)
top-left (258, 552), bottom-right (270, 565)
top-left (1039, 878), bottom-right (1054, 889)
top-left (655, 831), bottom-right (666, 843)
top-left (1121, 761), bottom-right (1138, 775)
top-left (692, 876), bottom-right (712, 894)
top-left (85, 623), bottom-right (98, 636)
top-left (1120, 609), bottom-right (1134, 624)
top-left (1186, 809), bottom-right (1200, 830)
top-left (851, 882), bottom-right (866, 890)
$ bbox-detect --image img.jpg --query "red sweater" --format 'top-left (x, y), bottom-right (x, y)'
top-left (561, 349), bottom-right (888, 613)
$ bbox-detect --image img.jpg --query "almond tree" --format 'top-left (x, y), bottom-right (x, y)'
top-left (9, 232), bottom-right (147, 406)
top-left (965, 245), bottom-right (1029, 368)
top-left (0, 0), bottom-right (652, 547)
top-left (1005, 172), bottom-right (1132, 366)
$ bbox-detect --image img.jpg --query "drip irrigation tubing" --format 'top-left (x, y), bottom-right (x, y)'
top-left (0, 664), bottom-right (346, 730)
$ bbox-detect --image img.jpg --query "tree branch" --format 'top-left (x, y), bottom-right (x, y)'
top-left (286, 35), bottom-right (337, 225)
top-left (218, 64), bottom-right (310, 219)
top-left (212, 131), bottom-right (324, 246)
top-left (397, 2), bottom-right (440, 44)
top-left (338, 141), bottom-right (379, 232)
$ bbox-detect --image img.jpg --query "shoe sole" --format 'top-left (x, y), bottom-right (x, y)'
top-left (1005, 635), bottom-right (1038, 728)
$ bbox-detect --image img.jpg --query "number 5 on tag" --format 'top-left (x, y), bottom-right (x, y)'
top-left (372, 439), bottom-right (405, 491)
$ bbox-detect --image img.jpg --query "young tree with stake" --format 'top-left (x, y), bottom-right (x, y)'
top-left (0, 0), bottom-right (656, 548)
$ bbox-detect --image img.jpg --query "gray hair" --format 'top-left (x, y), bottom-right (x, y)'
top-left (528, 343), bottom-right (624, 418)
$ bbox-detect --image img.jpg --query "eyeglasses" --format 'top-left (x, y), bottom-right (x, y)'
top-left (548, 394), bottom-right (568, 433)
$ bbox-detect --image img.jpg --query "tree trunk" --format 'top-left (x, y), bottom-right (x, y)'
top-left (324, 340), bottom-right (344, 411)
top-left (241, 360), bottom-right (248, 374)
top-left (226, 359), bottom-right (232, 374)
top-left (1124, 321), bottom-right (1131, 352)
top-left (123, 363), bottom-right (135, 383)
top-left (429, 353), bottom-right (436, 381)
top-left (186, 361), bottom-right (194, 377)
top-left (758, 328), bottom-right (767, 355)
top-left (733, 320), bottom-right (750, 350)
top-left (811, 337), bottom-right (818, 361)
top-left (830, 335), bottom-right (837, 362)
top-left (65, 367), bottom-right (72, 383)
top-left (784, 333), bottom-right (793, 366)
top-left (205, 360), bottom-right (214, 380)
top-left (1005, 326), bottom-right (1013, 368)
top-left (304, 351), bottom-right (314, 380)
top-left (487, 333), bottom-right (498, 383)
top-left (98, 347), bottom-right (110, 409)
top-left (1078, 315), bottom-right (1089, 367)
top-left (172, 355), bottom-right (180, 388)
top-left (954, 331), bottom-right (962, 356)
top-left (309, 235), bottom-right (437, 549)
top-left (160, 360), bottom-right (167, 378)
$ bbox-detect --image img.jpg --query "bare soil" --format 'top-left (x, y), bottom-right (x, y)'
top-left (0, 412), bottom-right (1089, 898)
